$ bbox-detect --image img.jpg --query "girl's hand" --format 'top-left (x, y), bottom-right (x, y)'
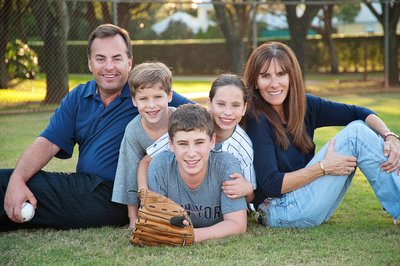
top-left (381, 135), bottom-right (400, 174)
top-left (322, 139), bottom-right (357, 176)
top-left (222, 173), bottom-right (253, 199)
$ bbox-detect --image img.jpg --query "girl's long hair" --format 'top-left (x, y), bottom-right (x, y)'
top-left (243, 41), bottom-right (314, 153)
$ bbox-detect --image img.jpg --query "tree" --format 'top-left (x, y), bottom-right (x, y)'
top-left (0, 0), bottom-right (12, 88)
top-left (32, 0), bottom-right (69, 104)
top-left (117, 2), bottom-right (151, 30)
top-left (311, 3), bottom-right (361, 74)
top-left (212, 0), bottom-right (254, 74)
top-left (67, 1), bottom-right (151, 39)
top-left (363, 1), bottom-right (400, 86)
top-left (312, 5), bottom-right (339, 73)
top-left (160, 21), bottom-right (195, 39)
top-left (0, 0), bottom-right (32, 88)
top-left (285, 2), bottom-right (323, 74)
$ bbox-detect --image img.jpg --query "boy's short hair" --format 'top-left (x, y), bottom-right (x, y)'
top-left (168, 104), bottom-right (214, 141)
top-left (128, 61), bottom-right (172, 97)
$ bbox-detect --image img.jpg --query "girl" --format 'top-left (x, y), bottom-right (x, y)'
top-left (207, 74), bottom-right (256, 203)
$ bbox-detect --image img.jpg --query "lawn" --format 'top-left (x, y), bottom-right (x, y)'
top-left (0, 74), bottom-right (214, 111)
top-left (0, 90), bottom-right (399, 265)
top-left (0, 72), bottom-right (392, 112)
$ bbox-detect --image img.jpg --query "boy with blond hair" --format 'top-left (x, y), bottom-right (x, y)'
top-left (112, 61), bottom-right (184, 229)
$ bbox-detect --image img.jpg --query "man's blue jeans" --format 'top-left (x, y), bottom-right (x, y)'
top-left (259, 121), bottom-right (400, 228)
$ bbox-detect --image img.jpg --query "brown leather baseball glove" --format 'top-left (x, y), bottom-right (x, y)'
top-left (130, 188), bottom-right (194, 246)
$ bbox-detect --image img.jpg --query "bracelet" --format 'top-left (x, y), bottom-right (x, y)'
top-left (319, 161), bottom-right (326, 175)
top-left (383, 132), bottom-right (400, 141)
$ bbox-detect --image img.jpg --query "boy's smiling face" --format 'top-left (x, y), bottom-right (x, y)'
top-left (169, 129), bottom-right (215, 183)
top-left (132, 84), bottom-right (172, 126)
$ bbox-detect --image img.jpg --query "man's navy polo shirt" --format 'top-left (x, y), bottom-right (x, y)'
top-left (41, 80), bottom-right (191, 181)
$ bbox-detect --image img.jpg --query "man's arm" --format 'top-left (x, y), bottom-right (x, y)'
top-left (193, 209), bottom-right (247, 242)
top-left (4, 136), bottom-right (60, 223)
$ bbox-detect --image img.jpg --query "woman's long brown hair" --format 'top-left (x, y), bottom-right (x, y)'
top-left (243, 41), bottom-right (314, 153)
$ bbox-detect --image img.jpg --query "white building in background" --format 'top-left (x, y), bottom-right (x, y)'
top-left (255, 4), bottom-right (384, 36)
top-left (152, 4), bottom-right (215, 35)
top-left (152, 2), bottom-right (399, 37)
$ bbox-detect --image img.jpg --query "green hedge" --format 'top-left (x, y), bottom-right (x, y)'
top-left (30, 35), bottom-right (397, 75)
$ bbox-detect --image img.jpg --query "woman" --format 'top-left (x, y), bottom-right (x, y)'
top-left (243, 41), bottom-right (400, 227)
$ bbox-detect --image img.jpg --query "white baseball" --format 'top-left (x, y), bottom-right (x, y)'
top-left (21, 202), bottom-right (35, 222)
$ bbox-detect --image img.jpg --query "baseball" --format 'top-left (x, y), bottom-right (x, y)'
top-left (21, 202), bottom-right (35, 222)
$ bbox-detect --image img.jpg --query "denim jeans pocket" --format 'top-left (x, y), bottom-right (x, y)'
top-left (269, 189), bottom-right (318, 228)
top-left (275, 188), bottom-right (307, 208)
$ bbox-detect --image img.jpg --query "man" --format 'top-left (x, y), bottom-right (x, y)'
top-left (0, 24), bottom-right (191, 231)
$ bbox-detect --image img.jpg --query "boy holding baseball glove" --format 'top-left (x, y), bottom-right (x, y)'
top-left (144, 104), bottom-right (247, 242)
top-left (112, 61), bottom-right (184, 229)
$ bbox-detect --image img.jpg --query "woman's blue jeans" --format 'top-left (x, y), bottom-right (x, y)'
top-left (260, 121), bottom-right (400, 228)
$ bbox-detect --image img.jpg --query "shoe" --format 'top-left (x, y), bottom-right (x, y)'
top-left (254, 199), bottom-right (271, 226)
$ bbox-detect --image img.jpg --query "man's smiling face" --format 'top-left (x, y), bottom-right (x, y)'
top-left (88, 34), bottom-right (132, 95)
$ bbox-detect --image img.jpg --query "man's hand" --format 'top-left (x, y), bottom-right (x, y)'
top-left (4, 178), bottom-right (37, 223)
top-left (222, 173), bottom-right (253, 199)
top-left (4, 137), bottom-right (59, 223)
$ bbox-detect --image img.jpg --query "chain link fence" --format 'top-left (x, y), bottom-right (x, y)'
top-left (0, 0), bottom-right (399, 112)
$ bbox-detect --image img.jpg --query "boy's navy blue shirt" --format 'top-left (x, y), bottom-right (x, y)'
top-left (41, 80), bottom-right (191, 181)
top-left (246, 94), bottom-right (374, 208)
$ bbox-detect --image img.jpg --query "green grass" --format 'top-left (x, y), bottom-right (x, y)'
top-left (0, 74), bottom-right (213, 110)
top-left (0, 72), bottom-right (394, 111)
top-left (1, 93), bottom-right (400, 265)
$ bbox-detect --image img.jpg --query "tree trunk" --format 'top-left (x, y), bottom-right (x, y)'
top-left (32, 0), bottom-right (69, 104)
top-left (101, 2), bottom-right (113, 24)
top-left (118, 3), bottom-right (151, 30)
top-left (87, 3), bottom-right (100, 32)
top-left (387, 24), bottom-right (399, 86)
top-left (386, 4), bottom-right (400, 86)
top-left (322, 6), bottom-right (339, 74)
top-left (213, 2), bottom-right (252, 74)
top-left (364, 1), bottom-right (400, 87)
top-left (16, 0), bottom-right (28, 42)
top-left (324, 33), bottom-right (339, 74)
top-left (286, 4), bottom-right (323, 76)
top-left (0, 0), bottom-right (12, 88)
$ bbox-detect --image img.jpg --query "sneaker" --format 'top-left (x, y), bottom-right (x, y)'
top-left (254, 198), bottom-right (271, 225)
top-left (254, 210), bottom-right (267, 225)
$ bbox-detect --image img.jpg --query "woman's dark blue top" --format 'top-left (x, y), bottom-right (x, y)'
top-left (246, 94), bottom-right (374, 208)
